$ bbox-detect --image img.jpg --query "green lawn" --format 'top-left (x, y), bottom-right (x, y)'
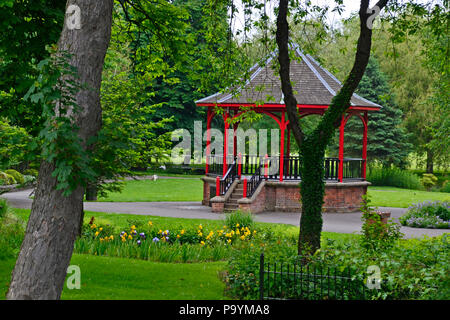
top-left (97, 178), bottom-right (449, 209)
top-left (98, 178), bottom-right (203, 202)
top-left (368, 186), bottom-right (450, 208)
top-left (0, 254), bottom-right (228, 300)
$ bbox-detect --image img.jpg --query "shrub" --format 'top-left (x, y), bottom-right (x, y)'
top-left (5, 169), bottom-right (24, 185)
top-left (0, 198), bottom-right (8, 219)
top-left (440, 181), bottom-right (450, 193)
top-left (22, 175), bottom-right (36, 185)
top-left (225, 210), bottom-right (255, 230)
top-left (23, 169), bottom-right (39, 178)
top-left (0, 172), bottom-right (16, 185)
top-left (224, 234), bottom-right (450, 300)
top-left (0, 206), bottom-right (25, 260)
top-left (359, 195), bottom-right (403, 252)
top-left (422, 173), bottom-right (438, 191)
top-left (399, 201), bottom-right (450, 229)
top-left (366, 167), bottom-right (423, 190)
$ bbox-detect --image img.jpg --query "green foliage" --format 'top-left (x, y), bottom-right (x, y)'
top-left (23, 169), bottom-right (38, 178)
top-left (224, 211), bottom-right (255, 230)
top-left (92, 40), bottom-right (173, 197)
top-left (0, 118), bottom-right (32, 170)
top-left (421, 173), bottom-right (438, 191)
top-left (0, 172), bottom-right (16, 185)
top-left (328, 57), bottom-right (412, 168)
top-left (359, 195), bottom-right (403, 252)
top-left (0, 199), bottom-right (8, 219)
top-left (225, 231), bottom-right (450, 300)
top-left (399, 201), bottom-right (450, 229)
top-left (366, 167), bottom-right (423, 190)
top-left (0, 0), bottom-right (65, 134)
top-left (5, 169), bottom-right (24, 185)
top-left (0, 202), bottom-right (25, 261)
top-left (24, 49), bottom-right (95, 196)
top-left (442, 181), bottom-right (450, 193)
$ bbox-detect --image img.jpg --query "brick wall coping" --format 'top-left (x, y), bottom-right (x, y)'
top-left (265, 181), bottom-right (371, 188)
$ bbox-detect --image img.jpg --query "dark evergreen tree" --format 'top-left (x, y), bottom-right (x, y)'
top-left (329, 57), bottom-right (412, 168)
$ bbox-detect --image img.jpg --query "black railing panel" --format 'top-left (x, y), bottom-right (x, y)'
top-left (259, 253), bottom-right (367, 300)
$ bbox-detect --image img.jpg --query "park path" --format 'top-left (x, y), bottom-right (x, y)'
top-left (1, 188), bottom-right (448, 239)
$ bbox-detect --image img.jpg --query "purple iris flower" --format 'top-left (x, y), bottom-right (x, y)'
top-left (152, 237), bottom-right (160, 243)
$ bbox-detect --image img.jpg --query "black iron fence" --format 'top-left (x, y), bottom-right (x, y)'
top-left (259, 253), bottom-right (367, 300)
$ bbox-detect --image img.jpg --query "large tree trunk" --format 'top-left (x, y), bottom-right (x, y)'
top-left (7, 0), bottom-right (113, 300)
top-left (276, 0), bottom-right (388, 256)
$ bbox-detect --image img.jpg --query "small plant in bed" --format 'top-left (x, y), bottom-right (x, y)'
top-left (399, 201), bottom-right (450, 229)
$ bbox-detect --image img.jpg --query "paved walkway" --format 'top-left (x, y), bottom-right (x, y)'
top-left (1, 188), bottom-right (448, 239)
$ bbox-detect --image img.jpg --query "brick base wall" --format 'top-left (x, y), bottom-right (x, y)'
top-left (202, 177), bottom-right (369, 214)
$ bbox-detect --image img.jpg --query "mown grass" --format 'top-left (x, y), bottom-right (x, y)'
top-left (97, 178), bottom-right (203, 202)
top-left (94, 176), bottom-right (449, 209)
top-left (0, 254), bottom-right (228, 300)
top-left (368, 186), bottom-right (450, 208)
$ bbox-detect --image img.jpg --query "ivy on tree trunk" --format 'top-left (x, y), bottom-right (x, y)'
top-left (276, 0), bottom-right (389, 256)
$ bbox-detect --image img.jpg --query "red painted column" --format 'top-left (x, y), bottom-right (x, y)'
top-left (362, 112), bottom-right (368, 179)
top-left (264, 154), bottom-right (269, 179)
top-left (205, 108), bottom-right (212, 174)
top-left (233, 122), bottom-right (238, 158)
top-left (243, 178), bottom-right (247, 198)
top-left (279, 112), bottom-right (285, 182)
top-left (287, 125), bottom-right (291, 157)
top-left (238, 152), bottom-right (242, 179)
top-left (338, 115), bottom-right (345, 182)
top-left (223, 111), bottom-right (229, 176)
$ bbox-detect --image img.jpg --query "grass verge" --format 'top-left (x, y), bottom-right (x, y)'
top-left (368, 186), bottom-right (450, 208)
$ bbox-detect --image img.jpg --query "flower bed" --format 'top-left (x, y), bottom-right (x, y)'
top-left (75, 216), bottom-right (260, 263)
top-left (399, 201), bottom-right (450, 229)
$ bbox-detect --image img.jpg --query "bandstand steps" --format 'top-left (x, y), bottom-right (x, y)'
top-left (224, 181), bottom-right (245, 211)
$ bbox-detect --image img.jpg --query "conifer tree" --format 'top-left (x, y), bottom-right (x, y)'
top-left (329, 57), bottom-right (412, 168)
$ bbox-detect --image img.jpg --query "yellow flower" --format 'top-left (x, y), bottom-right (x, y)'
top-left (236, 223), bottom-right (239, 227)
top-left (177, 234), bottom-right (180, 239)
top-left (109, 235), bottom-right (114, 240)
top-left (99, 227), bottom-right (103, 232)
top-left (181, 229), bottom-right (185, 235)
top-left (227, 239), bottom-right (231, 244)
top-left (198, 232), bottom-right (203, 237)
top-left (236, 229), bottom-right (240, 235)
top-left (158, 230), bottom-right (162, 234)
top-left (148, 221), bottom-right (153, 226)
top-left (200, 241), bottom-right (205, 246)
top-left (95, 231), bottom-right (99, 237)
top-left (198, 224), bottom-right (203, 230)
top-left (240, 235), bottom-right (245, 241)
top-left (91, 224), bottom-right (97, 229)
top-left (100, 238), bottom-right (104, 242)
top-left (121, 237), bottom-right (126, 242)
top-left (128, 235), bottom-right (132, 240)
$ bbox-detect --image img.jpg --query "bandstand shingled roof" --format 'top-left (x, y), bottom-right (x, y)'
top-left (196, 46), bottom-right (381, 110)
